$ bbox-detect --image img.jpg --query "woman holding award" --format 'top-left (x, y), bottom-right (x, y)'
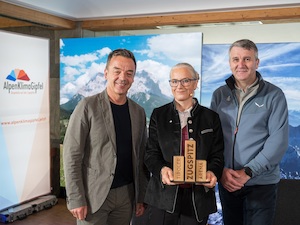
top-left (144, 63), bottom-right (224, 225)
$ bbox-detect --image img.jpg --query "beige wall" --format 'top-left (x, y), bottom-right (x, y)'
top-left (115, 22), bottom-right (300, 43)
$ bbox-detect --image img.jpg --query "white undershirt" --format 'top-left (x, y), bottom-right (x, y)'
top-left (178, 106), bottom-right (192, 129)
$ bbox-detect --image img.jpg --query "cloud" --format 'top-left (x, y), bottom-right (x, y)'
top-left (259, 43), bottom-right (300, 63)
top-left (60, 39), bottom-right (65, 49)
top-left (129, 76), bottom-right (149, 96)
top-left (60, 82), bottom-right (77, 104)
top-left (264, 76), bottom-right (300, 110)
top-left (89, 62), bottom-right (106, 77)
top-left (133, 49), bottom-right (149, 55)
top-left (131, 33), bottom-right (204, 98)
top-left (60, 47), bottom-right (111, 103)
top-left (61, 53), bottom-right (98, 67)
top-left (61, 62), bottom-right (106, 102)
top-left (137, 59), bottom-right (170, 81)
top-left (63, 66), bottom-right (81, 82)
top-left (96, 47), bottom-right (112, 59)
top-left (146, 33), bottom-right (203, 68)
top-left (260, 63), bottom-right (300, 72)
top-left (201, 45), bottom-right (231, 84)
top-left (137, 59), bottom-right (172, 97)
top-left (60, 97), bottom-right (69, 105)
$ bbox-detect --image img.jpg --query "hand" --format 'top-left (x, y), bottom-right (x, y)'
top-left (200, 170), bottom-right (217, 188)
top-left (70, 206), bottom-right (88, 220)
top-left (235, 168), bottom-right (251, 184)
top-left (135, 203), bottom-right (146, 217)
top-left (220, 168), bottom-right (245, 192)
top-left (161, 166), bottom-right (177, 185)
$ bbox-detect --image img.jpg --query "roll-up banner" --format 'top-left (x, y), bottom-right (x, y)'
top-left (0, 31), bottom-right (50, 211)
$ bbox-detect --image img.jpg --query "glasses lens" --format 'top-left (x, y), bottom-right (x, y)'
top-left (169, 78), bottom-right (196, 87)
top-left (181, 79), bottom-right (191, 86)
top-left (169, 80), bottom-right (178, 87)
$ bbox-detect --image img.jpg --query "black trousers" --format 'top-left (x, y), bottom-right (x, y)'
top-left (147, 188), bottom-right (208, 225)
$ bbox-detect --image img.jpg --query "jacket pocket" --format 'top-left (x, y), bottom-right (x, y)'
top-left (201, 128), bottom-right (213, 134)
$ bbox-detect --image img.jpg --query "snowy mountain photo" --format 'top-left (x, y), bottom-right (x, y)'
top-left (60, 33), bottom-right (203, 122)
top-left (60, 35), bottom-right (300, 225)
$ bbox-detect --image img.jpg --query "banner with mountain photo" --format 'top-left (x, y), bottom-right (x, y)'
top-left (59, 33), bottom-right (203, 125)
top-left (59, 32), bottom-right (203, 189)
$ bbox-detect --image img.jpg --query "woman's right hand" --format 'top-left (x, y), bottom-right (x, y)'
top-left (161, 166), bottom-right (177, 185)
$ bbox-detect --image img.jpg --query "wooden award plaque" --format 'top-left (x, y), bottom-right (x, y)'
top-left (173, 156), bottom-right (184, 182)
top-left (196, 160), bottom-right (207, 182)
top-left (173, 139), bottom-right (208, 183)
top-left (184, 140), bottom-right (196, 182)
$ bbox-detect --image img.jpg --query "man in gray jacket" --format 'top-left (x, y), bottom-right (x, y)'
top-left (210, 39), bottom-right (288, 225)
top-left (63, 49), bottom-right (148, 225)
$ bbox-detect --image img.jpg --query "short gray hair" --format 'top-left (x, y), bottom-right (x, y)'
top-left (170, 62), bottom-right (199, 80)
top-left (229, 39), bottom-right (259, 59)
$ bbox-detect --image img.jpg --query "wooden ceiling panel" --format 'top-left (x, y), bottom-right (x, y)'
top-left (0, 1), bottom-right (76, 29)
top-left (81, 7), bottom-right (300, 31)
top-left (0, 16), bottom-right (33, 28)
top-left (0, 1), bottom-right (299, 31)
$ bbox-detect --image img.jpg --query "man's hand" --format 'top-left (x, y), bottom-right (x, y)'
top-left (135, 203), bottom-right (146, 217)
top-left (235, 168), bottom-right (252, 184)
top-left (220, 168), bottom-right (246, 192)
top-left (70, 206), bottom-right (88, 220)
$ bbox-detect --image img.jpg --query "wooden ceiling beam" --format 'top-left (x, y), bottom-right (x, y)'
top-left (0, 1), bottom-right (76, 29)
top-left (0, 16), bottom-right (33, 28)
top-left (82, 6), bottom-right (300, 31)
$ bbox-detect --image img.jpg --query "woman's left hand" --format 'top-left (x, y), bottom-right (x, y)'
top-left (197, 170), bottom-right (217, 188)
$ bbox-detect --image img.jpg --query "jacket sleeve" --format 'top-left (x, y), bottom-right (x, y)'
top-left (144, 109), bottom-right (168, 179)
top-left (210, 88), bottom-right (221, 113)
top-left (246, 89), bottom-right (289, 176)
top-left (207, 112), bottom-right (225, 181)
top-left (137, 111), bottom-right (150, 203)
top-left (63, 99), bottom-right (88, 210)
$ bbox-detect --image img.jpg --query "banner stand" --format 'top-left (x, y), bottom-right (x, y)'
top-left (0, 195), bottom-right (57, 223)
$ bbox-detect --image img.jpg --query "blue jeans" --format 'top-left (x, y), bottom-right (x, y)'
top-left (219, 183), bottom-right (278, 225)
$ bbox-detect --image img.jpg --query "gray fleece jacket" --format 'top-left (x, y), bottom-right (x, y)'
top-left (210, 72), bottom-right (289, 185)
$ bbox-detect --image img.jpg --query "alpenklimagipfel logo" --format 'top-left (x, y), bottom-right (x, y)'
top-left (3, 69), bottom-right (44, 94)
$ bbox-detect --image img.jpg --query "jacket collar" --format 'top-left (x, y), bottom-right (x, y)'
top-left (225, 71), bottom-right (265, 92)
top-left (171, 97), bottom-right (200, 117)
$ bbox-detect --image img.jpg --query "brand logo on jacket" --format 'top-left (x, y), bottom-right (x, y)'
top-left (255, 102), bottom-right (264, 107)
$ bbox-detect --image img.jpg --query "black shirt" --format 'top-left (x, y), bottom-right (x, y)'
top-left (110, 100), bottom-right (133, 189)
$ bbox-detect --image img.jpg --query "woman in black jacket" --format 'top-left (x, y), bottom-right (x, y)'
top-left (144, 63), bottom-right (224, 225)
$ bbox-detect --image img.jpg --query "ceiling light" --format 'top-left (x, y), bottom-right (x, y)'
top-left (156, 21), bottom-right (263, 29)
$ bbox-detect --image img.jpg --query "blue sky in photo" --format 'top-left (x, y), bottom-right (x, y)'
top-left (60, 32), bottom-right (203, 104)
top-left (60, 35), bottom-right (300, 126)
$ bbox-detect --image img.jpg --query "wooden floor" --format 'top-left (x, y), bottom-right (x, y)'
top-left (5, 179), bottom-right (299, 225)
top-left (7, 198), bottom-right (149, 225)
top-left (10, 198), bottom-right (76, 225)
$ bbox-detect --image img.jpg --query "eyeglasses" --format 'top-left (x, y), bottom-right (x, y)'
top-left (169, 78), bottom-right (198, 87)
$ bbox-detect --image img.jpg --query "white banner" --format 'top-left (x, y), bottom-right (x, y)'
top-left (0, 31), bottom-right (50, 211)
